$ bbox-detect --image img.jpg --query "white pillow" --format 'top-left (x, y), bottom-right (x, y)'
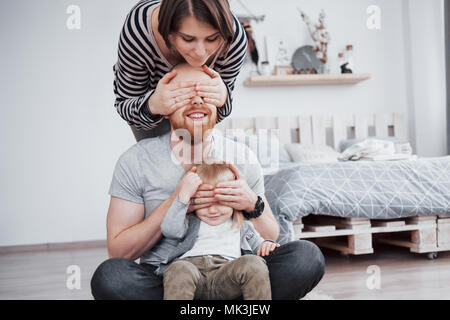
top-left (285, 144), bottom-right (341, 163)
top-left (225, 129), bottom-right (292, 168)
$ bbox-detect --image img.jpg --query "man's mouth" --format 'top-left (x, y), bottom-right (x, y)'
top-left (186, 110), bottom-right (208, 122)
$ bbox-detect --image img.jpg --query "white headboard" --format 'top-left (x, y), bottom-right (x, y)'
top-left (215, 113), bottom-right (407, 151)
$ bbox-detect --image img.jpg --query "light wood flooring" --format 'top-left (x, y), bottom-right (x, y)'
top-left (1, 242), bottom-right (450, 300)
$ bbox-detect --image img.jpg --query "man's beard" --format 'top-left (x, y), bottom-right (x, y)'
top-left (170, 111), bottom-right (217, 145)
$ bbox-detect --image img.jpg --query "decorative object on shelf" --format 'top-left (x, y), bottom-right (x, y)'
top-left (240, 20), bottom-right (260, 74)
top-left (345, 44), bottom-right (354, 73)
top-left (260, 61), bottom-right (271, 76)
top-left (297, 9), bottom-right (331, 73)
top-left (337, 45), bottom-right (354, 74)
top-left (274, 38), bottom-right (290, 66)
top-left (233, 0), bottom-right (265, 23)
top-left (291, 45), bottom-right (323, 74)
top-left (264, 35), bottom-right (290, 75)
top-left (234, 0), bottom-right (265, 74)
top-left (274, 65), bottom-right (293, 76)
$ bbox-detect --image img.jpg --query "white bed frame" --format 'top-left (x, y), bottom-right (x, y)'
top-left (216, 112), bottom-right (408, 151)
top-left (216, 112), bottom-right (450, 258)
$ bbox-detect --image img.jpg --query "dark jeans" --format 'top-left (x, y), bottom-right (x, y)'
top-left (90, 240), bottom-right (325, 300)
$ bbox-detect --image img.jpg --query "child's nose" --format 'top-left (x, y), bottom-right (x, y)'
top-left (208, 205), bottom-right (218, 214)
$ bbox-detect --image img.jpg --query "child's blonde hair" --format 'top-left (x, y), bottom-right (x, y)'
top-left (196, 159), bottom-right (244, 229)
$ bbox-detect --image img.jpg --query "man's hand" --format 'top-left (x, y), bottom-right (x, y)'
top-left (213, 163), bottom-right (258, 212)
top-left (187, 183), bottom-right (216, 213)
top-left (257, 241), bottom-right (280, 257)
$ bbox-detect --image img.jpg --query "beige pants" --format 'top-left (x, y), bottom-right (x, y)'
top-left (163, 255), bottom-right (271, 300)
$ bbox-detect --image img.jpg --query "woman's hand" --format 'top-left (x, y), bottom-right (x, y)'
top-left (196, 65), bottom-right (228, 107)
top-left (187, 183), bottom-right (216, 213)
top-left (148, 70), bottom-right (197, 116)
top-left (257, 241), bottom-right (280, 257)
top-left (176, 167), bottom-right (203, 204)
top-left (213, 163), bottom-right (258, 212)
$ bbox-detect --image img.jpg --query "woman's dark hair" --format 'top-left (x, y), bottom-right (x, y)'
top-left (158, 0), bottom-right (235, 59)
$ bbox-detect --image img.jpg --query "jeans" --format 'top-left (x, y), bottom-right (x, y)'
top-left (90, 240), bottom-right (325, 300)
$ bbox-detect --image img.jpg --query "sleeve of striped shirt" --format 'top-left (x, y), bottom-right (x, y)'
top-left (113, 13), bottom-right (163, 131)
top-left (215, 16), bottom-right (248, 123)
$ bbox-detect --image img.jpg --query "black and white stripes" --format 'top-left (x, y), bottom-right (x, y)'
top-left (113, 0), bottom-right (248, 131)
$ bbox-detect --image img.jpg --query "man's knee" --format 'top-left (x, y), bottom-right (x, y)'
top-left (90, 257), bottom-right (134, 299)
top-left (287, 240), bottom-right (325, 281)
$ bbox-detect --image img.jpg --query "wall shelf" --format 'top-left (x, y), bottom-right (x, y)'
top-left (244, 73), bottom-right (371, 87)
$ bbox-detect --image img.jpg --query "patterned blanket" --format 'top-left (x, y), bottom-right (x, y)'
top-left (264, 157), bottom-right (450, 244)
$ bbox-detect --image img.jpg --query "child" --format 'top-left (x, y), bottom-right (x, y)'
top-left (159, 160), bottom-right (279, 300)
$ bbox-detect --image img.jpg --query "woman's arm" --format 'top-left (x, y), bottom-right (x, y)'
top-left (113, 10), bottom-right (164, 131)
top-left (107, 192), bottom-right (177, 260)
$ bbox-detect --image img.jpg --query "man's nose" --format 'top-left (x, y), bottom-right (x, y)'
top-left (191, 95), bottom-right (204, 106)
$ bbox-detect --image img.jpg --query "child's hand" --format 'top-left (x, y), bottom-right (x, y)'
top-left (257, 241), bottom-right (280, 257)
top-left (177, 167), bottom-right (202, 204)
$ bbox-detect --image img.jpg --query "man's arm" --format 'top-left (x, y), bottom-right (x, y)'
top-left (214, 162), bottom-right (280, 242)
top-left (246, 195), bottom-right (279, 241)
top-left (107, 192), bottom-right (178, 260)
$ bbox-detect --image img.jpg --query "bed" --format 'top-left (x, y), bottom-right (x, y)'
top-left (216, 113), bottom-right (450, 257)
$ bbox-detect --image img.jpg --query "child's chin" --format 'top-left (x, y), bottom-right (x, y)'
top-left (206, 218), bottom-right (224, 226)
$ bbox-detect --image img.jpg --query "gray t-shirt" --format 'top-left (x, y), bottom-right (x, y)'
top-left (108, 130), bottom-right (265, 266)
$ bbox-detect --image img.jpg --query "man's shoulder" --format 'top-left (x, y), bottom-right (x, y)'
top-left (116, 136), bottom-right (165, 166)
top-left (213, 132), bottom-right (258, 161)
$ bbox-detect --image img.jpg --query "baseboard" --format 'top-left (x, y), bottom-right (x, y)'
top-left (0, 239), bottom-right (107, 254)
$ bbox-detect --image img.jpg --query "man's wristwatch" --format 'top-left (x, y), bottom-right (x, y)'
top-left (242, 196), bottom-right (265, 219)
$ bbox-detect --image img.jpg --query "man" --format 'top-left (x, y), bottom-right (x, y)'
top-left (91, 64), bottom-right (325, 300)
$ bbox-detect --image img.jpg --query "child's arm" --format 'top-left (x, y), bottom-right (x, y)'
top-left (244, 221), bottom-right (280, 256)
top-left (160, 167), bottom-right (202, 240)
top-left (160, 197), bottom-right (190, 240)
top-left (257, 240), bottom-right (280, 257)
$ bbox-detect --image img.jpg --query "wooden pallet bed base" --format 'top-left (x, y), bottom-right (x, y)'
top-left (294, 215), bottom-right (450, 258)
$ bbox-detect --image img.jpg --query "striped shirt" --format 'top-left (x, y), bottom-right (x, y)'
top-left (113, 0), bottom-right (248, 131)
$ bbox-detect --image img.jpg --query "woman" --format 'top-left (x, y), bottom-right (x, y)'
top-left (113, 0), bottom-right (247, 141)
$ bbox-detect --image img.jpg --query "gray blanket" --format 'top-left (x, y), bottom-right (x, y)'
top-left (264, 157), bottom-right (450, 244)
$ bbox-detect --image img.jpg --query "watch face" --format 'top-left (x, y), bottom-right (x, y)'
top-left (244, 196), bottom-right (264, 219)
top-left (256, 197), bottom-right (264, 212)
top-left (255, 196), bottom-right (264, 213)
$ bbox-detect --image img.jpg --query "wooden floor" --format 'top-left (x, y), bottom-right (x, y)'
top-left (1, 242), bottom-right (450, 300)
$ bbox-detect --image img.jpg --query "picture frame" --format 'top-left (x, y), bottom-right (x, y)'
top-left (274, 65), bottom-right (293, 76)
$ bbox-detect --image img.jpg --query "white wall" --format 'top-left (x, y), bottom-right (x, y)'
top-left (0, 0), bottom-right (446, 246)
top-left (230, 0), bottom-right (410, 119)
top-left (403, 0), bottom-right (447, 157)
top-left (0, 0), bottom-right (137, 246)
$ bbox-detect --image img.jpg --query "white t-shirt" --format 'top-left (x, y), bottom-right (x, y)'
top-left (180, 219), bottom-right (241, 260)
